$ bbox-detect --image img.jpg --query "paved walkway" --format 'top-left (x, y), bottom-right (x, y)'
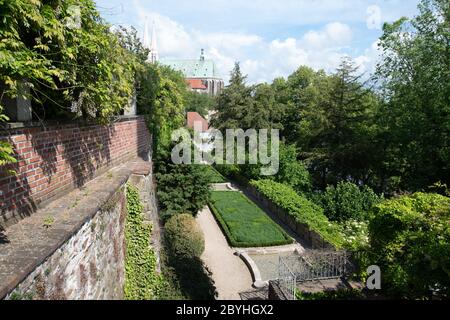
top-left (196, 206), bottom-right (253, 300)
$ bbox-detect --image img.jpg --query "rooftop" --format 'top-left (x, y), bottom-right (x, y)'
top-left (160, 57), bottom-right (220, 79)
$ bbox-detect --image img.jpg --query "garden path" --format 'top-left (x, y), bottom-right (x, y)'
top-left (196, 206), bottom-right (254, 300)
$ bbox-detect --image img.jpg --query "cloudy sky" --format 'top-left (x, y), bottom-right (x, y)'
top-left (95, 0), bottom-right (420, 83)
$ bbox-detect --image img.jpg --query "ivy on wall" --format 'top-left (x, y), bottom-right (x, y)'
top-left (124, 183), bottom-right (162, 300)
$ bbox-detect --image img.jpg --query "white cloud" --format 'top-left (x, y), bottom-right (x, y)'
top-left (131, 0), bottom-right (382, 84)
top-left (302, 22), bottom-right (353, 49)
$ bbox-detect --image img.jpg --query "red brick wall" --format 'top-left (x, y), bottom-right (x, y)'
top-left (0, 116), bottom-right (151, 227)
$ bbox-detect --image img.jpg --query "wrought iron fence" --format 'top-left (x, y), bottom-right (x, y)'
top-left (278, 255), bottom-right (296, 300)
top-left (278, 250), bottom-right (353, 300)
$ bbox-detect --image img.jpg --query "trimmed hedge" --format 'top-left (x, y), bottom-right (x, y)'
top-left (165, 214), bottom-right (205, 259)
top-left (250, 179), bottom-right (344, 248)
top-left (208, 191), bottom-right (293, 247)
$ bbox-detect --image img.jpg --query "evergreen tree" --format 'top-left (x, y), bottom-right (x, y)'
top-left (211, 62), bottom-right (254, 131)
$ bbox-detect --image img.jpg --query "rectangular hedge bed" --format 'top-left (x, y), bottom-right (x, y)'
top-left (208, 191), bottom-right (293, 247)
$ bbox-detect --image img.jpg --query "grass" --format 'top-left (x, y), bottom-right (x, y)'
top-left (203, 166), bottom-right (228, 183)
top-left (208, 191), bottom-right (293, 247)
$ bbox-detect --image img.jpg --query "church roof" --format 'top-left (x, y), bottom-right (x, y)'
top-left (186, 79), bottom-right (207, 90)
top-left (160, 58), bottom-right (220, 79)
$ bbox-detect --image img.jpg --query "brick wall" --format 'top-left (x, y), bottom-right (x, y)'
top-left (0, 116), bottom-right (151, 228)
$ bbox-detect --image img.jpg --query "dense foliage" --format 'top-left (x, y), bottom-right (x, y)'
top-left (0, 0), bottom-right (138, 122)
top-left (165, 214), bottom-right (205, 259)
top-left (203, 165), bottom-right (227, 183)
top-left (375, 0), bottom-right (450, 191)
top-left (124, 184), bottom-right (162, 300)
top-left (184, 91), bottom-right (215, 117)
top-left (155, 152), bottom-right (211, 222)
top-left (315, 181), bottom-right (383, 222)
top-left (208, 191), bottom-right (292, 247)
top-left (161, 214), bottom-right (216, 300)
top-left (250, 179), bottom-right (344, 247)
top-left (295, 288), bottom-right (365, 300)
top-left (366, 192), bottom-right (450, 299)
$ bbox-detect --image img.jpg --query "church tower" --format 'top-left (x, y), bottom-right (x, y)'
top-left (143, 18), bottom-right (159, 63)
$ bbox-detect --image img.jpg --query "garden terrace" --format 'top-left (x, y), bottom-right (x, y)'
top-left (249, 180), bottom-right (344, 249)
top-left (208, 191), bottom-right (292, 248)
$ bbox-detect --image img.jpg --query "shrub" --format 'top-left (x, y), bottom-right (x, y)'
top-left (366, 192), bottom-right (450, 299)
top-left (276, 143), bottom-right (312, 194)
top-left (317, 181), bottom-right (383, 222)
top-left (340, 219), bottom-right (369, 251)
top-left (1, 0), bottom-right (138, 123)
top-left (156, 156), bottom-right (211, 222)
top-left (250, 179), bottom-right (344, 248)
top-left (165, 214), bottom-right (205, 259)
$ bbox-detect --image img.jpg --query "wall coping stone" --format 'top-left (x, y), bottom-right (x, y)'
top-left (0, 115), bottom-right (143, 132)
top-left (0, 157), bottom-right (150, 299)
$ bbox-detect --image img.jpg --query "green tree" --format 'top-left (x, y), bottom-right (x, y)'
top-left (290, 59), bottom-right (380, 188)
top-left (376, 0), bottom-right (450, 191)
top-left (155, 149), bottom-right (211, 222)
top-left (316, 181), bottom-right (382, 222)
top-left (184, 91), bottom-right (215, 117)
top-left (211, 62), bottom-right (254, 131)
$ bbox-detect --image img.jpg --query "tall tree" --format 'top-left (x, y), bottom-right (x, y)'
top-left (293, 59), bottom-right (380, 188)
top-left (376, 0), bottom-right (450, 191)
top-left (211, 63), bottom-right (254, 131)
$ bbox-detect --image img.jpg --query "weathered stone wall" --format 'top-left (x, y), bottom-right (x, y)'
top-left (1, 159), bottom-right (157, 300)
top-left (5, 188), bottom-right (127, 300)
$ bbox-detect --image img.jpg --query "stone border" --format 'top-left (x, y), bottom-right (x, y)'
top-left (235, 251), bottom-right (267, 289)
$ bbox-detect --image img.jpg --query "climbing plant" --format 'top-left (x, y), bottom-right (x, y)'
top-left (124, 183), bottom-right (162, 300)
top-left (0, 0), bottom-right (137, 122)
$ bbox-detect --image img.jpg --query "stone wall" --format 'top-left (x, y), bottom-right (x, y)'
top-left (1, 159), bottom-right (157, 300)
top-left (6, 190), bottom-right (127, 300)
top-left (0, 116), bottom-right (151, 228)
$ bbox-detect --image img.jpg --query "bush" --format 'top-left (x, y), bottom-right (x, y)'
top-left (276, 143), bottom-right (311, 194)
top-left (317, 181), bottom-right (383, 222)
top-left (1, 0), bottom-right (137, 123)
top-left (366, 192), bottom-right (450, 299)
top-left (165, 214), bottom-right (205, 259)
top-left (156, 155), bottom-right (211, 222)
top-left (250, 179), bottom-right (344, 248)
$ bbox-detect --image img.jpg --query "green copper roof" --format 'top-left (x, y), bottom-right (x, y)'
top-left (160, 58), bottom-right (220, 79)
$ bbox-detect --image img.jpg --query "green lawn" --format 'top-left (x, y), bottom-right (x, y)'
top-left (203, 166), bottom-right (228, 183)
top-left (208, 191), bottom-right (292, 247)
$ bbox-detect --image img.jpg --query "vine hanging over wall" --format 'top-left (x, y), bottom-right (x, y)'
top-left (124, 183), bottom-right (162, 300)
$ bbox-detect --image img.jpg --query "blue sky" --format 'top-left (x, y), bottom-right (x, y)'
top-left (95, 0), bottom-right (421, 83)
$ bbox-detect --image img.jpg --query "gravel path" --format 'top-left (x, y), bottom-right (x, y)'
top-left (196, 206), bottom-right (254, 300)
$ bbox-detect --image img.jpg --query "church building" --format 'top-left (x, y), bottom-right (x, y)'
top-left (142, 20), bottom-right (223, 96)
top-left (160, 49), bottom-right (224, 96)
